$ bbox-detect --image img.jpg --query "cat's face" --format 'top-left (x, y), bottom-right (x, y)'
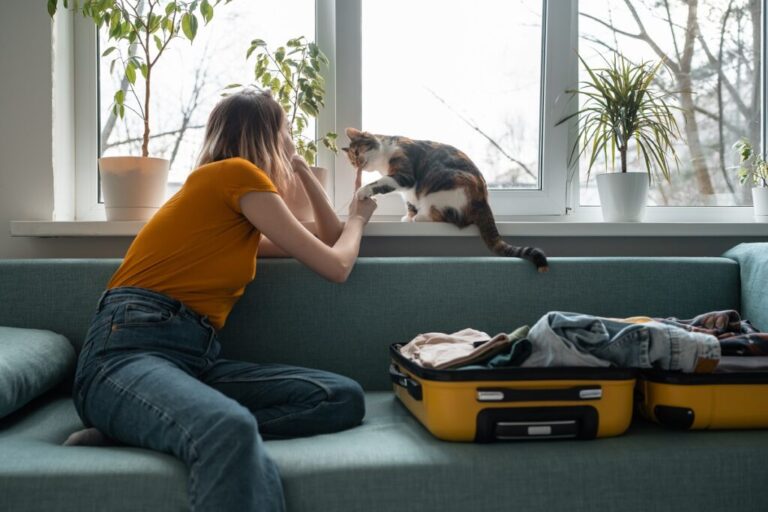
top-left (342, 128), bottom-right (381, 171)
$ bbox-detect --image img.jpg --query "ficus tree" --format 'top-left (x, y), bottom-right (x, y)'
top-left (48, 0), bottom-right (232, 158)
top-left (229, 36), bottom-right (337, 165)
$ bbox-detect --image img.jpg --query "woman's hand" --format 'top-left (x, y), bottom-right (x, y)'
top-left (291, 154), bottom-right (311, 174)
top-left (349, 195), bottom-right (377, 224)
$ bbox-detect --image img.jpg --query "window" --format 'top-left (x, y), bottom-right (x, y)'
top-left (334, 0), bottom-right (570, 216)
top-left (579, 0), bottom-right (763, 208)
top-left (362, 0), bottom-right (543, 191)
top-left (97, 1), bottom-right (315, 198)
top-left (65, 0), bottom-right (764, 222)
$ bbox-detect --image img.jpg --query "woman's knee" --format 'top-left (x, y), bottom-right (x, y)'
top-left (194, 407), bottom-right (262, 463)
top-left (327, 375), bottom-right (365, 427)
top-left (209, 407), bottom-right (259, 440)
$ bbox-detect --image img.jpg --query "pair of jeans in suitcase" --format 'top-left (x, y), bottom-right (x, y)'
top-left (521, 311), bottom-right (721, 371)
top-left (72, 286), bottom-right (365, 512)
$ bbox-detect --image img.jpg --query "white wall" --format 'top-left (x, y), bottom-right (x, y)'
top-left (0, 0), bottom-right (764, 259)
top-left (0, 1), bottom-right (130, 258)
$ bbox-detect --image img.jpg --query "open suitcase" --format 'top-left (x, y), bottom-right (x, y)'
top-left (637, 357), bottom-right (768, 430)
top-left (390, 344), bottom-right (636, 442)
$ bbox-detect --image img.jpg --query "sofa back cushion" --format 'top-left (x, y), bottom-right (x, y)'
top-left (0, 257), bottom-right (740, 390)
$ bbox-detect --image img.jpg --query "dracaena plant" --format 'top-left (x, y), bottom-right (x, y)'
top-left (228, 36), bottom-right (337, 165)
top-left (48, 0), bottom-right (232, 158)
top-left (733, 138), bottom-right (768, 188)
top-left (556, 53), bottom-right (682, 183)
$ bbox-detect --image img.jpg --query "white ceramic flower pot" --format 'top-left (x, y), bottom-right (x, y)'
top-left (596, 172), bottom-right (649, 222)
top-left (99, 156), bottom-right (170, 221)
top-left (753, 186), bottom-right (768, 222)
top-left (311, 166), bottom-right (329, 192)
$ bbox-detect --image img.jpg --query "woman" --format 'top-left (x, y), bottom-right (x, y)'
top-left (71, 90), bottom-right (378, 512)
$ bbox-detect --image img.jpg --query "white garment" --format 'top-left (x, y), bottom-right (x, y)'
top-left (400, 328), bottom-right (510, 369)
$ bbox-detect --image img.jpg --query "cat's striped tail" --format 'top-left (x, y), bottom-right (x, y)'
top-left (470, 200), bottom-right (549, 272)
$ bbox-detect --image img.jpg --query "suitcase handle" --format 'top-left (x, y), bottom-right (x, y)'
top-left (476, 386), bottom-right (602, 403)
top-left (389, 364), bottom-right (423, 401)
top-left (476, 406), bottom-right (599, 441)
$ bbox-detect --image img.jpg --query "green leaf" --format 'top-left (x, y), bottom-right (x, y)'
top-left (275, 47), bottom-right (285, 62)
top-left (114, 89), bottom-right (125, 105)
top-left (109, 10), bottom-right (121, 32)
top-left (110, 58), bottom-right (117, 75)
top-left (250, 38), bottom-right (267, 47)
top-left (154, 35), bottom-right (163, 51)
top-left (140, 63), bottom-right (148, 79)
top-left (125, 62), bottom-right (136, 84)
top-left (148, 14), bottom-right (162, 34)
top-left (166, 2), bottom-right (177, 15)
top-left (47, 0), bottom-right (57, 17)
top-left (300, 102), bottom-right (318, 117)
top-left (181, 13), bottom-right (198, 41)
top-left (101, 46), bottom-right (117, 57)
top-left (201, 0), bottom-right (214, 23)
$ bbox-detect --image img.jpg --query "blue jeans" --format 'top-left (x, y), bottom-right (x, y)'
top-left (73, 287), bottom-right (366, 512)
top-left (521, 311), bottom-right (721, 371)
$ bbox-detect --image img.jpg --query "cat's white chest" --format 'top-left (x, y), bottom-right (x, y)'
top-left (400, 189), bottom-right (419, 207)
top-left (400, 188), bottom-right (470, 219)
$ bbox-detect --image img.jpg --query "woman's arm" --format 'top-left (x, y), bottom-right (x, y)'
top-left (259, 222), bottom-right (319, 258)
top-left (241, 191), bottom-right (376, 282)
top-left (291, 155), bottom-right (343, 245)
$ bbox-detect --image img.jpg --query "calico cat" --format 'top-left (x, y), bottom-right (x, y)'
top-left (342, 128), bottom-right (548, 271)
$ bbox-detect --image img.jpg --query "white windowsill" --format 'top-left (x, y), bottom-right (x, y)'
top-left (10, 218), bottom-right (768, 238)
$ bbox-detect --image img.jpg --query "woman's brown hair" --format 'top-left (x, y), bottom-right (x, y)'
top-left (196, 90), bottom-right (293, 193)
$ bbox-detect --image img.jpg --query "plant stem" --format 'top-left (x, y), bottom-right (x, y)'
top-left (141, 1), bottom-right (154, 158)
top-left (620, 146), bottom-right (627, 173)
top-left (290, 46), bottom-right (307, 135)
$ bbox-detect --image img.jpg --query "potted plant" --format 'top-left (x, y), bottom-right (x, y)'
top-left (557, 54), bottom-right (682, 222)
top-left (48, 0), bottom-right (230, 221)
top-left (733, 138), bottom-right (768, 222)
top-left (227, 36), bottom-right (336, 220)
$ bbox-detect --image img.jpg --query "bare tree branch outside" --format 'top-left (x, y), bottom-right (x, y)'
top-left (580, 0), bottom-right (762, 207)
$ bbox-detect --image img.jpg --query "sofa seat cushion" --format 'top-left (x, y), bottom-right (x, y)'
top-left (2, 392), bottom-right (768, 512)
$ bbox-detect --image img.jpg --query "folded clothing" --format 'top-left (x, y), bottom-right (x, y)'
top-left (400, 328), bottom-right (514, 369)
top-left (522, 312), bottom-right (721, 373)
top-left (399, 310), bottom-right (765, 373)
top-left (653, 310), bottom-right (768, 357)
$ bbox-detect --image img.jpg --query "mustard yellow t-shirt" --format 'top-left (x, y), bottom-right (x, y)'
top-left (107, 157), bottom-right (278, 330)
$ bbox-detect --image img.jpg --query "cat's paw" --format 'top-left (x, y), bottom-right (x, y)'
top-left (401, 214), bottom-right (414, 223)
top-left (412, 213), bottom-right (433, 222)
top-left (356, 187), bottom-right (374, 200)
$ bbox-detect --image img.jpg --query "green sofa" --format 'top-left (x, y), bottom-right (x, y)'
top-left (1, 244), bottom-right (767, 511)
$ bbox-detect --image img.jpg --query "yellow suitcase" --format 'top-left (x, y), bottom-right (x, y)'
top-left (390, 344), bottom-right (636, 442)
top-left (638, 357), bottom-right (768, 430)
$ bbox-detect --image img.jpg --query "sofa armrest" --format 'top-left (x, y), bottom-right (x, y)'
top-left (723, 243), bottom-right (768, 331)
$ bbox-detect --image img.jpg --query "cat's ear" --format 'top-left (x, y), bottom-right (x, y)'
top-left (341, 147), bottom-right (350, 154)
top-left (345, 127), bottom-right (363, 140)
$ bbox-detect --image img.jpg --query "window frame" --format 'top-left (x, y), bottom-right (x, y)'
top-left (64, 0), bottom-right (764, 223)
